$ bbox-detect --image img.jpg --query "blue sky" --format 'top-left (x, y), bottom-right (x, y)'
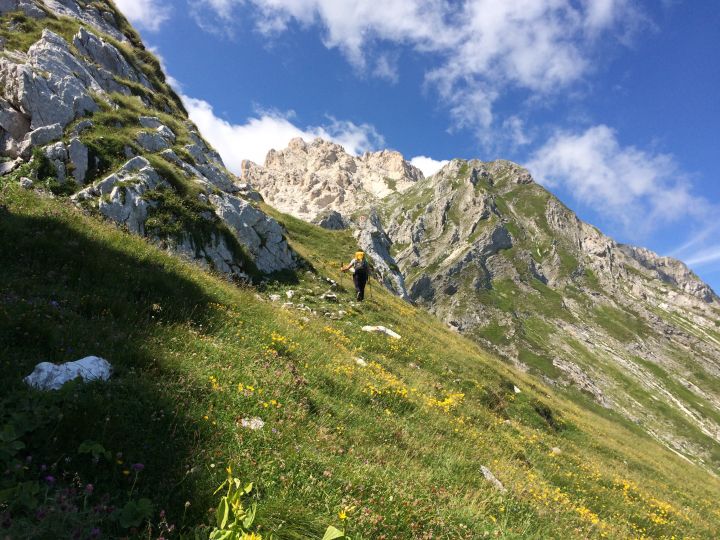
top-left (116, 0), bottom-right (720, 292)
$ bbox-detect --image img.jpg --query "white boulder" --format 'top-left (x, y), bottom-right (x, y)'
top-left (361, 325), bottom-right (401, 339)
top-left (24, 356), bottom-right (112, 390)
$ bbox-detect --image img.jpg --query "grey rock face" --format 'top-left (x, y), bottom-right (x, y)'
top-left (314, 210), bottom-right (348, 230)
top-left (139, 116), bottom-right (164, 129)
top-left (73, 28), bottom-right (150, 88)
top-left (74, 156), bottom-right (167, 234)
top-left (68, 137), bottom-right (88, 183)
top-left (210, 193), bottom-right (295, 273)
top-left (136, 131), bottom-right (171, 153)
top-left (19, 176), bottom-right (33, 189)
top-left (0, 98), bottom-right (30, 140)
top-left (20, 123), bottom-right (64, 157)
top-left (43, 0), bottom-right (128, 42)
top-left (0, 0), bottom-right (45, 18)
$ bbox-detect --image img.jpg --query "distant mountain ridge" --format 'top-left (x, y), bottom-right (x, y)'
top-left (244, 138), bottom-right (720, 470)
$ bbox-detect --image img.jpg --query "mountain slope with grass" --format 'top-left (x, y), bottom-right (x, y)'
top-left (246, 143), bottom-right (720, 474)
top-left (3, 176), bottom-right (720, 539)
top-left (2, 2), bottom-right (720, 539)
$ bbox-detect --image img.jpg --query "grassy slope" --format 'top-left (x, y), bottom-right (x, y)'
top-left (2, 182), bottom-right (720, 539)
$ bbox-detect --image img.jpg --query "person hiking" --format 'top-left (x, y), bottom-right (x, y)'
top-left (341, 250), bottom-right (369, 301)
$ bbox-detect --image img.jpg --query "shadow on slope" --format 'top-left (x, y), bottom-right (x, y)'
top-left (0, 202), bottom-right (222, 534)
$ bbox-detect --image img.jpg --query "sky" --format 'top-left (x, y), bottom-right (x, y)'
top-left (115, 0), bottom-right (720, 292)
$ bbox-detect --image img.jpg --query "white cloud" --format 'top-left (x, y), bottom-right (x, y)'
top-left (526, 125), bottom-right (710, 234)
top-left (181, 95), bottom-right (384, 173)
top-left (409, 156), bottom-right (449, 177)
top-left (193, 0), bottom-right (639, 135)
top-left (684, 246), bottom-right (720, 267)
top-left (114, 0), bottom-right (171, 31)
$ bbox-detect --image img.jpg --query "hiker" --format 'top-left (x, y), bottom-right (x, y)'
top-left (341, 250), bottom-right (369, 301)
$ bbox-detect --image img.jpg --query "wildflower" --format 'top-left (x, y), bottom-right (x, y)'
top-left (122, 470), bottom-right (130, 476)
top-left (84, 484), bottom-right (94, 495)
top-left (132, 463), bottom-right (145, 472)
top-left (338, 509), bottom-right (348, 520)
top-left (44, 475), bottom-right (55, 484)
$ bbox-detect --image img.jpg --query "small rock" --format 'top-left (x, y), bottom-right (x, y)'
top-left (480, 465), bottom-right (506, 493)
top-left (71, 119), bottom-right (94, 136)
top-left (138, 116), bottom-right (163, 129)
top-left (551, 447), bottom-right (562, 456)
top-left (268, 294), bottom-right (281, 302)
top-left (19, 177), bottom-right (34, 189)
top-left (355, 357), bottom-right (368, 367)
top-left (408, 362), bottom-right (419, 369)
top-left (362, 325), bottom-right (401, 339)
top-left (321, 292), bottom-right (338, 302)
top-left (286, 290), bottom-right (295, 299)
top-left (513, 385), bottom-right (521, 394)
top-left (24, 356), bottom-right (112, 391)
top-left (240, 417), bottom-right (265, 430)
top-left (281, 302), bottom-right (294, 309)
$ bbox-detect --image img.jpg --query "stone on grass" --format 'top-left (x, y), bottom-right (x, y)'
top-left (513, 385), bottom-right (521, 394)
top-left (269, 294), bottom-right (281, 302)
top-left (480, 465), bottom-right (506, 493)
top-left (19, 176), bottom-right (33, 189)
top-left (362, 325), bottom-right (401, 339)
top-left (355, 357), bottom-right (368, 367)
top-left (24, 356), bottom-right (112, 390)
top-left (240, 417), bottom-right (265, 430)
top-left (321, 292), bottom-right (338, 302)
top-left (551, 447), bottom-right (562, 456)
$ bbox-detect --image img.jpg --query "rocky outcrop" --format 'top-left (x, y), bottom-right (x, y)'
top-left (210, 193), bottom-right (295, 274)
top-left (241, 137), bottom-right (423, 222)
top-left (0, 4), bottom-right (296, 277)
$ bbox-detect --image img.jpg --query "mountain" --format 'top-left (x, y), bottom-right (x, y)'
top-left (2, 2), bottom-right (720, 539)
top-left (0, 0), bottom-right (294, 277)
top-left (245, 140), bottom-right (720, 471)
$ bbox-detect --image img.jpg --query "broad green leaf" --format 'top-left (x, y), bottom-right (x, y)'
top-left (242, 502), bottom-right (256, 529)
top-left (216, 497), bottom-right (230, 529)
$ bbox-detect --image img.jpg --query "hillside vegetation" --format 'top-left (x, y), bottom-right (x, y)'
top-left (2, 181), bottom-right (720, 539)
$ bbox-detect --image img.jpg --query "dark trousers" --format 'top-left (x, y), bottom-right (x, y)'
top-left (353, 270), bottom-right (368, 301)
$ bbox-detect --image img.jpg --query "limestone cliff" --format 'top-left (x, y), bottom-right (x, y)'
top-left (0, 0), bottom-right (295, 277)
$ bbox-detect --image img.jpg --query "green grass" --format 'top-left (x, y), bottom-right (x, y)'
top-left (2, 184), bottom-right (720, 538)
top-left (592, 305), bottom-right (650, 343)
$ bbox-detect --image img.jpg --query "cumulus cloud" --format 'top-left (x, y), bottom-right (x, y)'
top-left (181, 96), bottom-right (384, 173)
top-left (114, 0), bottom-right (171, 31)
top-left (193, 0), bottom-right (639, 135)
top-left (526, 125), bottom-right (710, 234)
top-left (409, 156), bottom-right (448, 177)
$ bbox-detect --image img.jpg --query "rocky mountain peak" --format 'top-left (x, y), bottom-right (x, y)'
top-left (241, 137), bottom-right (423, 222)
